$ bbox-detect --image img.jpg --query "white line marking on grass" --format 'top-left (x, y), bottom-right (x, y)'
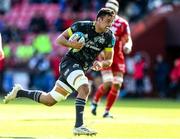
top-left (36, 137), bottom-right (180, 139)
top-left (89, 117), bottom-right (180, 125)
top-left (1, 135), bottom-right (180, 139)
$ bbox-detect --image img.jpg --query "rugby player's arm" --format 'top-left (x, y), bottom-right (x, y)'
top-left (122, 24), bottom-right (133, 54)
top-left (56, 28), bottom-right (73, 48)
top-left (56, 28), bottom-right (82, 49)
top-left (101, 47), bottom-right (114, 68)
top-left (92, 48), bottom-right (114, 71)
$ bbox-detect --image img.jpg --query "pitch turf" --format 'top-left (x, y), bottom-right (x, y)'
top-left (0, 98), bottom-right (180, 139)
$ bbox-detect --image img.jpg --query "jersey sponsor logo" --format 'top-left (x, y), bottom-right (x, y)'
top-left (108, 44), bottom-right (112, 47)
top-left (87, 45), bottom-right (101, 51)
top-left (85, 41), bottom-right (101, 51)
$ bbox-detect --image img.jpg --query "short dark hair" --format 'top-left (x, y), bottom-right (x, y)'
top-left (96, 8), bottom-right (115, 19)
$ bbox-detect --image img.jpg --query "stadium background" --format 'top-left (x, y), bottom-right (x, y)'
top-left (0, 0), bottom-right (180, 99)
top-left (0, 0), bottom-right (180, 139)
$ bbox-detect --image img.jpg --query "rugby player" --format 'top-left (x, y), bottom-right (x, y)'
top-left (91, 0), bottom-right (133, 118)
top-left (4, 8), bottom-right (116, 136)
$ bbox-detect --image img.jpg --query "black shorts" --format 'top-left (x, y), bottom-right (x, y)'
top-left (58, 56), bottom-right (85, 91)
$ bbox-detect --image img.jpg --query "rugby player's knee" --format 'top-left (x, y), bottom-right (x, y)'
top-left (40, 94), bottom-right (57, 106)
top-left (113, 83), bottom-right (121, 90)
top-left (113, 76), bottom-right (123, 90)
top-left (45, 100), bottom-right (57, 107)
top-left (78, 84), bottom-right (90, 96)
top-left (103, 81), bottom-right (112, 93)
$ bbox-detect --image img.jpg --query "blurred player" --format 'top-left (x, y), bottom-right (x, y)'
top-left (91, 0), bottom-right (133, 118)
top-left (0, 33), bottom-right (5, 60)
top-left (3, 8), bottom-right (116, 136)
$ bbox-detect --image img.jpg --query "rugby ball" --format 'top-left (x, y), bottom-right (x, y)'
top-left (69, 32), bottom-right (85, 44)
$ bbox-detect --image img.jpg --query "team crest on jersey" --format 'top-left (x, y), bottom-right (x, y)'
top-left (94, 36), bottom-right (105, 44)
top-left (83, 62), bottom-right (88, 71)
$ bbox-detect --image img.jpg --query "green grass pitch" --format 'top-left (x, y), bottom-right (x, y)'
top-left (0, 98), bottom-right (180, 139)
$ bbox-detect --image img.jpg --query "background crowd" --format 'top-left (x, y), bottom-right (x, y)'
top-left (0, 0), bottom-right (180, 99)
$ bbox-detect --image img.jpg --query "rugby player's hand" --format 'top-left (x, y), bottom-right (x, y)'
top-left (123, 45), bottom-right (132, 54)
top-left (69, 39), bottom-right (84, 50)
top-left (91, 60), bottom-right (103, 71)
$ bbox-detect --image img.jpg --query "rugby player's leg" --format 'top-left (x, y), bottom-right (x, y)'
top-left (91, 69), bottom-right (113, 116)
top-left (65, 69), bottom-right (97, 135)
top-left (103, 71), bottom-right (124, 118)
top-left (66, 69), bottom-right (89, 127)
top-left (4, 80), bottom-right (70, 106)
top-left (74, 84), bottom-right (97, 135)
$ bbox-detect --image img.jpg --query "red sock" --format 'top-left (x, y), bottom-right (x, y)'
top-left (93, 84), bottom-right (104, 103)
top-left (105, 86), bottom-right (119, 111)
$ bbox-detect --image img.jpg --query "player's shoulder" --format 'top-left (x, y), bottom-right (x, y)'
top-left (73, 20), bottom-right (93, 27)
top-left (71, 20), bottom-right (93, 32)
top-left (105, 29), bottom-right (115, 38)
top-left (104, 29), bottom-right (116, 43)
top-left (115, 15), bottom-right (129, 25)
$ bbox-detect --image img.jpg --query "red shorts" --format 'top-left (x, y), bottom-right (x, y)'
top-left (103, 53), bottom-right (125, 73)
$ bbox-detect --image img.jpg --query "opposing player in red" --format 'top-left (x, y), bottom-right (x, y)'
top-left (91, 0), bottom-right (133, 118)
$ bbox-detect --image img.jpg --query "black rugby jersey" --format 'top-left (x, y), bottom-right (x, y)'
top-left (66, 21), bottom-right (115, 70)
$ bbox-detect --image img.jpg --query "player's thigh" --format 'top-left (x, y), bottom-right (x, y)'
top-left (112, 71), bottom-right (124, 89)
top-left (111, 63), bottom-right (125, 88)
top-left (60, 57), bottom-right (89, 92)
top-left (101, 67), bottom-right (113, 83)
top-left (101, 68), bottom-right (113, 90)
top-left (49, 80), bottom-right (73, 102)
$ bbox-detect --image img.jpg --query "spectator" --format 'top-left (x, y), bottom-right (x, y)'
top-left (169, 57), bottom-right (180, 99)
top-left (0, 0), bottom-right (11, 14)
top-left (133, 53), bottom-right (146, 97)
top-left (63, 8), bottom-right (75, 29)
top-left (49, 51), bottom-right (62, 80)
top-left (1, 25), bottom-right (24, 43)
top-left (154, 54), bottom-right (170, 98)
top-left (29, 0), bottom-right (54, 4)
top-left (54, 12), bottom-right (66, 32)
top-left (1, 25), bottom-right (12, 43)
top-left (0, 14), bottom-right (5, 32)
top-left (32, 33), bottom-right (52, 54)
top-left (28, 53), bottom-right (55, 91)
top-left (29, 10), bottom-right (49, 33)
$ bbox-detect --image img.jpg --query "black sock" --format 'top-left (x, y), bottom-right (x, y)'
top-left (17, 89), bottom-right (42, 102)
top-left (75, 98), bottom-right (86, 128)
